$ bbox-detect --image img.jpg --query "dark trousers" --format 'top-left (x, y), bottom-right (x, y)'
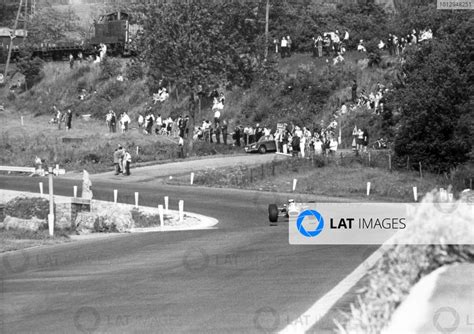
top-left (222, 129), bottom-right (227, 145)
top-left (124, 161), bottom-right (130, 175)
top-left (114, 163), bottom-right (121, 175)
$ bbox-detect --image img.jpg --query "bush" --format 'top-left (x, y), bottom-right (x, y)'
top-left (99, 57), bottom-right (122, 80)
top-left (5, 197), bottom-right (50, 220)
top-left (71, 65), bottom-right (91, 81)
top-left (16, 55), bottom-right (44, 90)
top-left (125, 60), bottom-right (144, 81)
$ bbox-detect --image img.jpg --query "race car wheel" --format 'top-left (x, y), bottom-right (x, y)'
top-left (268, 204), bottom-right (278, 223)
top-left (258, 145), bottom-right (267, 154)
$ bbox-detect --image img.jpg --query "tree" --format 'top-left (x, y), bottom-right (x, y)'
top-left (142, 0), bottom-right (263, 153)
top-left (27, 7), bottom-right (83, 44)
top-left (387, 8), bottom-right (473, 173)
top-left (16, 49), bottom-right (44, 90)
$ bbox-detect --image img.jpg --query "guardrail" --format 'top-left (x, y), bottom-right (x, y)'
top-left (0, 166), bottom-right (65, 176)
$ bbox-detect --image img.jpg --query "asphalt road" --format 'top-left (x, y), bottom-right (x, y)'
top-left (0, 175), bottom-right (376, 333)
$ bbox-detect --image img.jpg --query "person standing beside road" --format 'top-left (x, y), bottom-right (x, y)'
top-left (123, 149), bottom-right (132, 176)
top-left (113, 146), bottom-right (124, 175)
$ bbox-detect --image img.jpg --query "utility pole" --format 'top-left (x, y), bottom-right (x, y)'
top-left (4, 0), bottom-right (23, 83)
top-left (264, 0), bottom-right (270, 62)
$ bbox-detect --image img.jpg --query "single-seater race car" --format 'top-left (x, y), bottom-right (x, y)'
top-left (268, 199), bottom-right (316, 225)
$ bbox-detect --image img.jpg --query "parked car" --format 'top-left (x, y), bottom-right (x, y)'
top-left (244, 136), bottom-right (276, 154)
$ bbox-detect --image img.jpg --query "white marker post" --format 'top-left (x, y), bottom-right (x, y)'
top-left (48, 167), bottom-right (54, 236)
top-left (178, 200), bottom-right (184, 222)
top-left (113, 189), bottom-right (118, 204)
top-left (164, 196), bottom-right (169, 214)
top-left (158, 205), bottom-right (164, 227)
top-left (134, 192), bottom-right (139, 208)
top-left (448, 193), bottom-right (453, 202)
top-left (190, 172), bottom-right (195, 185)
top-left (73, 186), bottom-right (77, 198)
top-left (413, 186), bottom-right (418, 202)
top-left (366, 182), bottom-right (371, 196)
top-left (55, 164), bottom-right (59, 176)
top-left (21, 116), bottom-right (24, 126)
top-left (39, 182), bottom-right (43, 196)
top-left (136, 146), bottom-right (139, 156)
top-left (292, 179), bottom-right (298, 192)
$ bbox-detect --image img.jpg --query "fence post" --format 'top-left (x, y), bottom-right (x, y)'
top-left (388, 153), bottom-right (392, 172)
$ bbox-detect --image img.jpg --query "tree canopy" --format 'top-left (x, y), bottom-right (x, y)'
top-left (141, 0), bottom-right (264, 151)
top-left (387, 6), bottom-right (473, 172)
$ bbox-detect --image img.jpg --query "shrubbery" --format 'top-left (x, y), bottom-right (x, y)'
top-left (5, 197), bottom-right (50, 220)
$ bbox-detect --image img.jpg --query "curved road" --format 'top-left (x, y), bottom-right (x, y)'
top-left (0, 174), bottom-right (376, 334)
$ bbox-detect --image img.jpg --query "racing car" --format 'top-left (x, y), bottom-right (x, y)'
top-left (268, 199), bottom-right (315, 225)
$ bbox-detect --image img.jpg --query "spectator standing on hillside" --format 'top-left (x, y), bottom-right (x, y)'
top-left (120, 111), bottom-right (131, 133)
top-left (313, 136), bottom-right (323, 155)
top-left (287, 36), bottom-right (292, 57)
top-left (352, 80), bottom-right (358, 103)
top-left (78, 52), bottom-right (83, 63)
top-left (113, 145), bottom-right (124, 175)
top-left (233, 125), bottom-right (241, 147)
top-left (123, 149), bottom-right (132, 176)
top-left (352, 125), bottom-right (358, 152)
top-left (65, 109), bottom-right (72, 130)
top-left (137, 114), bottom-right (144, 128)
top-left (69, 54), bottom-right (74, 69)
top-left (316, 35), bottom-right (323, 58)
top-left (363, 128), bottom-right (369, 153)
top-left (280, 37), bottom-right (288, 58)
top-left (106, 110), bottom-right (114, 133)
top-left (53, 105), bottom-right (62, 130)
top-left (221, 120), bottom-right (228, 145)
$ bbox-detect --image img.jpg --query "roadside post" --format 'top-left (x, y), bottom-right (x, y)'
top-left (114, 189), bottom-right (118, 204)
top-left (39, 182), bottom-right (43, 196)
top-left (73, 186), bottom-right (77, 198)
top-left (413, 186), bottom-right (418, 202)
top-left (158, 205), bottom-right (164, 227)
top-left (366, 182), bottom-right (371, 196)
top-left (55, 164), bottom-right (59, 176)
top-left (48, 167), bottom-right (54, 236)
top-left (164, 196), bottom-right (169, 214)
top-left (292, 179), bottom-right (297, 192)
top-left (135, 192), bottom-right (139, 208)
top-left (190, 172), bottom-right (194, 185)
top-left (179, 200), bottom-right (184, 222)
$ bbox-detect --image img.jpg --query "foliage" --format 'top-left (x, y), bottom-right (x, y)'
top-left (27, 7), bottom-right (83, 44)
top-left (387, 9), bottom-right (473, 173)
top-left (5, 197), bottom-right (50, 220)
top-left (99, 57), bottom-right (122, 80)
top-left (125, 60), bottom-right (144, 81)
top-left (142, 0), bottom-right (264, 152)
top-left (268, 0), bottom-right (389, 52)
top-left (15, 50), bottom-right (44, 90)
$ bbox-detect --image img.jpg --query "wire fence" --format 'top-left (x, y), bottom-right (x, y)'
top-left (215, 150), bottom-right (473, 190)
